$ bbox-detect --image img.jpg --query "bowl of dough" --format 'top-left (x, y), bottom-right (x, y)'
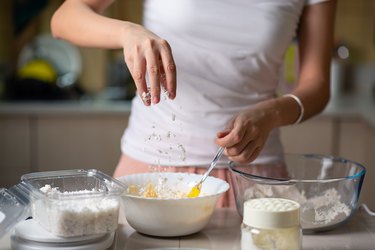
top-left (228, 154), bottom-right (366, 233)
top-left (117, 172), bottom-right (229, 237)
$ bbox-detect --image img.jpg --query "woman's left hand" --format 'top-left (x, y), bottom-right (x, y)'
top-left (215, 106), bottom-right (275, 164)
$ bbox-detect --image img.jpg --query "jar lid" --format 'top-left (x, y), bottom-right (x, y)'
top-left (243, 198), bottom-right (300, 229)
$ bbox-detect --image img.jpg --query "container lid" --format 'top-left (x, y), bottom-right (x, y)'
top-left (21, 169), bottom-right (126, 200)
top-left (0, 169), bottom-right (126, 240)
top-left (12, 219), bottom-right (115, 250)
top-left (243, 198), bottom-right (300, 229)
top-left (0, 186), bottom-right (31, 240)
top-left (14, 219), bottom-right (106, 243)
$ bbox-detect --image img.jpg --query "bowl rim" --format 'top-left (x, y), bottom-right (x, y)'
top-left (228, 153), bottom-right (366, 184)
top-left (117, 172), bottom-right (230, 201)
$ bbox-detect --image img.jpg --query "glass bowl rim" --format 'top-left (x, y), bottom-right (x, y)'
top-left (228, 153), bottom-right (366, 184)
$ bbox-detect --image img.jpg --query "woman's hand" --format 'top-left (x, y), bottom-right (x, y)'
top-left (121, 23), bottom-right (176, 106)
top-left (51, 0), bottom-right (177, 106)
top-left (215, 103), bottom-right (276, 164)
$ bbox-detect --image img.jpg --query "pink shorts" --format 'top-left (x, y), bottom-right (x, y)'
top-left (113, 154), bottom-right (236, 208)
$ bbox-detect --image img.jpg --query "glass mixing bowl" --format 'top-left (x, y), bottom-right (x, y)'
top-left (228, 154), bottom-right (366, 233)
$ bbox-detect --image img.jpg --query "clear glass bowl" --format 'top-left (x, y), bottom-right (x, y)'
top-left (228, 154), bottom-right (366, 233)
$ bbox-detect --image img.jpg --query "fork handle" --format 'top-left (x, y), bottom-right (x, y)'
top-left (201, 147), bottom-right (225, 183)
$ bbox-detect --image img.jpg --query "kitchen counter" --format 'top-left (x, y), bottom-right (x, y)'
top-left (0, 99), bottom-right (132, 116)
top-left (1, 208), bottom-right (374, 250)
top-left (1, 85), bottom-right (374, 126)
top-left (324, 88), bottom-right (375, 128)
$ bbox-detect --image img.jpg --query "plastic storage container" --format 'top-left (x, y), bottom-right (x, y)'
top-left (241, 198), bottom-right (302, 250)
top-left (0, 169), bottom-right (126, 239)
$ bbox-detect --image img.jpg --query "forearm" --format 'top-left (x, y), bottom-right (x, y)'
top-left (251, 82), bottom-right (328, 134)
top-left (261, 80), bottom-right (329, 127)
top-left (51, 0), bottom-right (134, 49)
top-left (289, 78), bottom-right (330, 121)
top-left (261, 1), bottom-right (335, 129)
top-left (52, 0), bottom-right (177, 104)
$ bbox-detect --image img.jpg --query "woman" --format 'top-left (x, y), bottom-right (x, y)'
top-left (51, 0), bottom-right (336, 207)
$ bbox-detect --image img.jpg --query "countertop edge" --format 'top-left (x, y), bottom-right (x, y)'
top-left (0, 93), bottom-right (374, 128)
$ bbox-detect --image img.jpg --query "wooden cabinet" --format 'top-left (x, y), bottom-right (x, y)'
top-left (336, 118), bottom-right (375, 210)
top-left (280, 116), bottom-right (337, 155)
top-left (0, 113), bottom-right (128, 187)
top-left (36, 115), bottom-right (128, 174)
top-left (1, 111), bottom-right (374, 209)
top-left (0, 116), bottom-right (32, 187)
top-left (337, 118), bottom-right (367, 163)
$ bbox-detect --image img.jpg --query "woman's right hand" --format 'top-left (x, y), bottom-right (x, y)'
top-left (121, 23), bottom-right (176, 106)
top-left (51, 0), bottom-right (176, 106)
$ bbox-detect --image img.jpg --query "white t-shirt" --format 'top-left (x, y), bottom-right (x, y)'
top-left (121, 0), bottom-right (329, 167)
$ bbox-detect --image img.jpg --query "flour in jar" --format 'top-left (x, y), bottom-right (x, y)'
top-left (33, 185), bottom-right (119, 237)
top-left (243, 185), bottom-right (351, 229)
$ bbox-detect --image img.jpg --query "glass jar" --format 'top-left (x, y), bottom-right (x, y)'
top-left (241, 198), bottom-right (302, 250)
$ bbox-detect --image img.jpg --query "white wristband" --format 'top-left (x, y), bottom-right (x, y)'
top-left (284, 94), bottom-right (304, 125)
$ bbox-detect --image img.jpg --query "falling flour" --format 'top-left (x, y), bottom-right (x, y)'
top-left (141, 90), bottom-right (151, 103)
top-left (34, 185), bottom-right (119, 237)
top-left (144, 109), bottom-right (187, 164)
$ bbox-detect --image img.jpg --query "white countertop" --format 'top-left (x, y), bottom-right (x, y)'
top-left (1, 208), bottom-right (374, 250)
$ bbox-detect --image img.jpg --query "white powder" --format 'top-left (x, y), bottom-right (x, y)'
top-left (39, 184), bottom-right (58, 194)
top-left (243, 185), bottom-right (351, 230)
top-left (177, 144), bottom-right (186, 161)
top-left (142, 86), bottom-right (170, 103)
top-left (141, 90), bottom-right (151, 103)
top-left (34, 185), bottom-right (119, 237)
top-left (301, 188), bottom-right (350, 228)
top-left (161, 86), bottom-right (170, 101)
top-left (140, 86), bottom-right (188, 165)
top-left (144, 116), bottom-right (186, 164)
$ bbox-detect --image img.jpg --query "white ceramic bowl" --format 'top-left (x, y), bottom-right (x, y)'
top-left (117, 172), bottom-right (229, 237)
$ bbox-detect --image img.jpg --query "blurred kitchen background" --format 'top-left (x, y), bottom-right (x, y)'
top-left (0, 1), bottom-right (375, 208)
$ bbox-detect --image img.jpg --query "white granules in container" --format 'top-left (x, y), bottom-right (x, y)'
top-left (33, 185), bottom-right (120, 237)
